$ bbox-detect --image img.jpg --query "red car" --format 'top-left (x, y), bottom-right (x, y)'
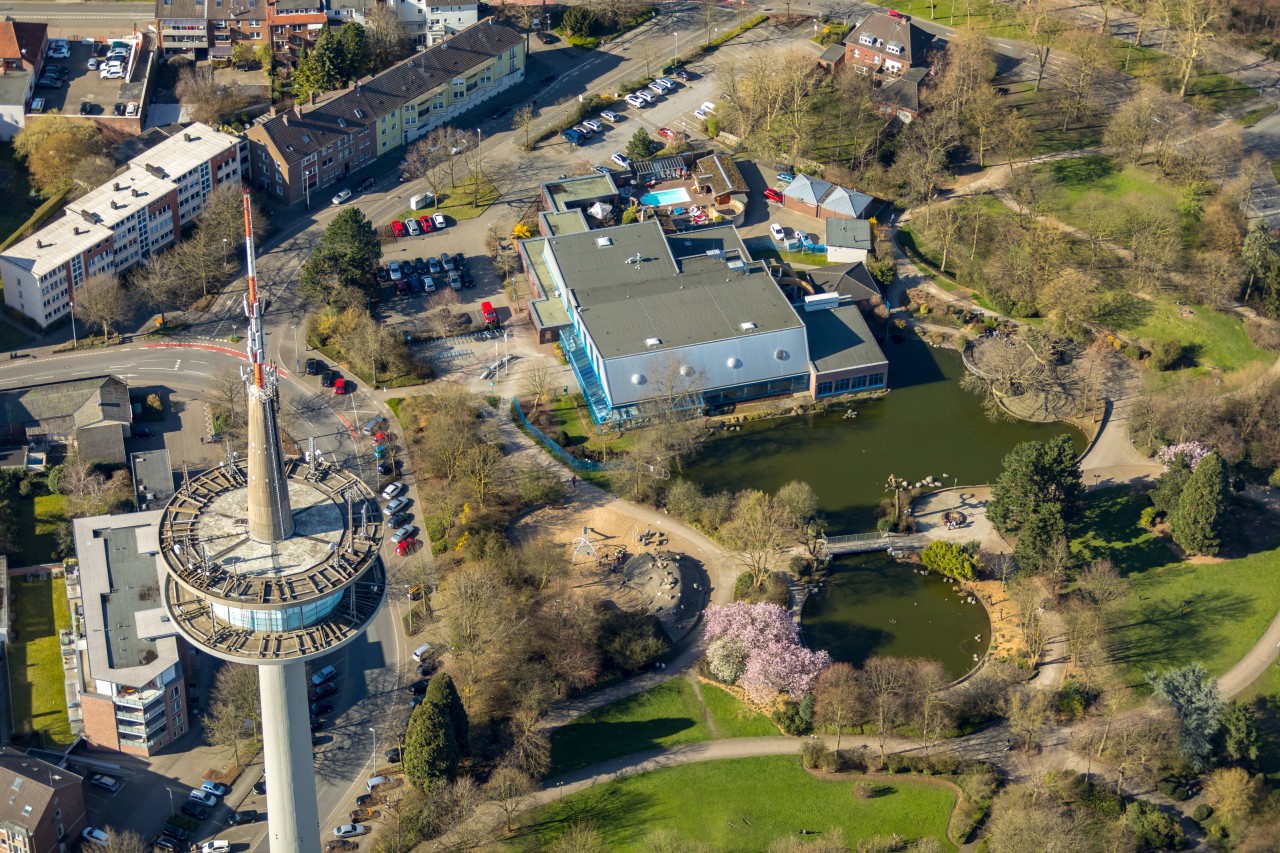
top-left (396, 537), bottom-right (417, 556)
top-left (390, 220), bottom-right (407, 238)
top-left (764, 188), bottom-right (784, 204)
top-left (418, 215), bottom-right (434, 234)
top-left (334, 377), bottom-right (347, 395)
top-left (657, 127), bottom-right (676, 141)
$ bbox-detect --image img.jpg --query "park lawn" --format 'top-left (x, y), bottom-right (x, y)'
top-left (1111, 43), bottom-right (1259, 112)
top-left (0, 144), bottom-right (40, 246)
top-left (1118, 298), bottom-right (1270, 373)
top-left (1070, 486), bottom-right (1173, 575)
top-left (512, 755), bottom-right (957, 852)
top-left (8, 577), bottom-right (74, 746)
top-left (1002, 81), bottom-right (1105, 154)
top-left (696, 680), bottom-right (779, 738)
top-left (1106, 547), bottom-right (1280, 689)
top-left (1237, 103), bottom-right (1278, 127)
top-left (535, 395), bottom-right (635, 458)
top-left (1037, 157), bottom-right (1180, 228)
top-left (548, 679), bottom-right (710, 776)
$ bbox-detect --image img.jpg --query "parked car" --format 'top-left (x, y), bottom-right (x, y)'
top-left (377, 265), bottom-right (391, 282)
top-left (112, 102), bottom-right (126, 116)
top-left (229, 810), bottom-right (260, 826)
top-left (657, 127), bottom-right (678, 141)
top-left (417, 215), bottom-right (434, 234)
top-left (388, 260), bottom-right (403, 281)
top-left (390, 525), bottom-right (417, 545)
top-left (536, 31), bottom-right (556, 44)
top-left (333, 377), bottom-right (347, 395)
top-left (79, 101), bottom-right (92, 115)
top-left (774, 164), bottom-right (795, 182)
top-left (200, 780), bottom-right (229, 798)
top-left (636, 90), bottom-right (655, 103)
top-left (610, 153), bottom-right (632, 169)
top-left (320, 370), bottom-right (336, 387)
top-left (387, 512), bottom-right (411, 529)
top-left (36, 77), bottom-right (63, 88)
top-left (572, 124), bottom-right (594, 137)
top-left (426, 256), bottom-right (443, 276)
top-left (417, 658), bottom-right (438, 676)
top-left (405, 218), bottom-right (422, 236)
top-left (395, 537), bottom-right (417, 556)
top-left (357, 176), bottom-right (376, 192)
top-left (81, 828), bottom-right (109, 847)
top-left (304, 358), bottom-right (322, 376)
top-left (383, 496), bottom-right (409, 516)
top-left (624, 94), bottom-right (646, 108)
top-left (770, 222), bottom-right (786, 241)
top-left (253, 776), bottom-right (267, 795)
top-left (657, 77), bottom-right (676, 89)
top-left (378, 461), bottom-right (395, 476)
top-left (646, 82), bottom-right (666, 96)
top-left (432, 213), bottom-right (447, 230)
top-left (310, 682), bottom-right (338, 701)
top-left (447, 272), bottom-right (463, 291)
top-left (600, 110), bottom-right (620, 122)
top-left (440, 253), bottom-right (458, 273)
top-left (356, 794), bottom-right (375, 808)
top-left (99, 68), bottom-right (123, 80)
top-left (154, 836), bottom-right (180, 851)
top-left (764, 188), bottom-right (784, 204)
top-left (161, 826), bottom-right (189, 843)
top-left (390, 220), bottom-right (407, 238)
top-left (693, 107), bottom-right (710, 120)
top-left (198, 842), bottom-right (230, 853)
top-left (381, 482), bottom-right (405, 500)
top-left (675, 68), bottom-right (689, 80)
top-left (561, 128), bottom-right (584, 146)
top-left (333, 825), bottom-right (368, 839)
top-left (422, 275), bottom-right (438, 292)
top-left (350, 807), bottom-right (376, 823)
top-left (384, 747), bottom-right (403, 762)
top-left (180, 802), bottom-right (209, 820)
top-left (411, 257), bottom-right (427, 274)
top-left (90, 774), bottom-right (120, 792)
top-left (188, 790), bottom-right (217, 808)
top-left (310, 701), bottom-right (333, 716)
top-left (406, 679), bottom-right (429, 696)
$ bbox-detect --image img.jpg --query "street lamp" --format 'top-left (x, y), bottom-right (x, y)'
top-left (222, 237), bottom-right (229, 270)
top-left (368, 727), bottom-right (378, 770)
top-left (291, 323), bottom-right (300, 372)
top-left (404, 584), bottom-right (415, 635)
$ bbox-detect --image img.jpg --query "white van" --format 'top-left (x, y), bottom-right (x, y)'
top-left (199, 842), bottom-right (231, 853)
top-left (412, 643), bottom-right (431, 662)
top-left (366, 775), bottom-right (387, 792)
top-left (409, 192), bottom-right (434, 210)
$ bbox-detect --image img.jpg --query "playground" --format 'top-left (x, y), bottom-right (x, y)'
top-left (511, 499), bottom-right (712, 641)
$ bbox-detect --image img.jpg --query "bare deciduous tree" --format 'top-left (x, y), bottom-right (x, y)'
top-left (366, 4), bottom-right (409, 71)
top-left (74, 275), bottom-right (132, 341)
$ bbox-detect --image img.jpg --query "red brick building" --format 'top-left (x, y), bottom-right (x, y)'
top-left (0, 750), bottom-right (87, 853)
top-left (843, 11), bottom-right (933, 76)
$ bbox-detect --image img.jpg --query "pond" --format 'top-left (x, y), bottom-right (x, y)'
top-left (802, 554), bottom-right (991, 679)
top-left (684, 335), bottom-right (1084, 532)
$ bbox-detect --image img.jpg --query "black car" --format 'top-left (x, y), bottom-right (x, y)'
top-left (305, 358), bottom-right (322, 375)
top-left (133, 427), bottom-right (153, 438)
top-left (453, 252), bottom-right (468, 269)
top-left (357, 176), bottom-right (376, 192)
top-left (440, 253), bottom-right (458, 273)
top-left (310, 682), bottom-right (338, 701)
top-left (377, 461), bottom-right (394, 476)
top-left (180, 802), bottom-right (208, 821)
top-left (407, 274), bottom-right (422, 292)
top-left (384, 747), bottom-right (402, 763)
top-left (310, 715), bottom-right (325, 731)
top-left (97, 43), bottom-right (109, 56)
top-left (153, 837), bottom-right (180, 851)
top-left (426, 256), bottom-right (443, 276)
top-left (113, 102), bottom-right (125, 116)
top-left (229, 810), bottom-right (260, 826)
top-left (253, 776), bottom-right (267, 795)
top-left (376, 266), bottom-right (390, 283)
top-left (461, 271), bottom-right (476, 289)
top-left (310, 701), bottom-right (333, 716)
top-left (406, 679), bottom-right (428, 696)
top-left (675, 68), bottom-right (689, 81)
top-left (48, 65), bottom-right (69, 78)
top-left (417, 659), bottom-right (438, 676)
top-left (413, 257), bottom-right (428, 275)
top-left (537, 32), bottom-right (556, 44)
top-left (160, 825), bottom-right (188, 843)
top-left (356, 794), bottom-right (374, 809)
top-left (320, 370), bottom-right (335, 387)
top-left (79, 102), bottom-right (92, 115)
top-left (387, 511), bottom-right (410, 528)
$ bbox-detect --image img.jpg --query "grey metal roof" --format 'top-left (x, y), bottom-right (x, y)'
top-left (822, 186), bottom-right (874, 218)
top-left (251, 22), bottom-right (522, 167)
top-left (550, 221), bottom-right (802, 359)
top-left (803, 303), bottom-right (888, 373)
top-left (74, 511), bottom-right (181, 689)
top-left (807, 262), bottom-right (881, 303)
top-left (784, 173), bottom-right (833, 206)
top-left (826, 218), bottom-right (873, 249)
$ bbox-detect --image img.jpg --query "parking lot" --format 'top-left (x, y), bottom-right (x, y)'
top-left (32, 38), bottom-right (146, 118)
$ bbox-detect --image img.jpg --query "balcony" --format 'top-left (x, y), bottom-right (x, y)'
top-left (112, 687), bottom-right (163, 709)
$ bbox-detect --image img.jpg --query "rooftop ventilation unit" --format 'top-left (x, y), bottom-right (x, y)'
top-left (644, 337), bottom-right (662, 347)
top-left (625, 252), bottom-right (644, 264)
top-left (727, 259), bottom-right (746, 271)
top-left (804, 292), bottom-right (841, 312)
top-left (740, 322), bottom-right (757, 331)
top-left (596, 236), bottom-right (613, 247)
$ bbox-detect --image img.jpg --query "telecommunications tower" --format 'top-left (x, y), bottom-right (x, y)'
top-left (158, 189), bottom-right (385, 853)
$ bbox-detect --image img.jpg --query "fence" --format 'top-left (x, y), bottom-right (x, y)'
top-left (511, 399), bottom-right (611, 473)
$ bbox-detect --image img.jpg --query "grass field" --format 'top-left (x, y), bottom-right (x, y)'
top-left (8, 577), bottom-right (74, 746)
top-left (1070, 488), bottom-right (1280, 688)
top-left (1003, 81), bottom-right (1106, 154)
top-left (512, 755), bottom-right (957, 852)
top-left (1118, 298), bottom-right (1271, 373)
top-left (1037, 157), bottom-right (1181, 228)
top-left (549, 678), bottom-right (776, 776)
top-left (12, 493), bottom-right (66, 567)
top-left (532, 395), bottom-right (634, 460)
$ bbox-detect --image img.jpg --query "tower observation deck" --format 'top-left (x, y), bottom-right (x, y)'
top-left (157, 189), bottom-right (385, 853)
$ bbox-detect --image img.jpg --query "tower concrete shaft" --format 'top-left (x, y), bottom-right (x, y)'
top-left (246, 384), bottom-right (295, 542)
top-left (259, 662), bottom-right (321, 853)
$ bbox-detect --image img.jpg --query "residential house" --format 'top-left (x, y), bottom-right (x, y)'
top-left (781, 172), bottom-right (875, 222)
top-left (875, 65), bottom-right (927, 122)
top-left (0, 123), bottom-right (245, 328)
top-left (825, 218), bottom-right (874, 264)
top-left (245, 21), bottom-right (524, 205)
top-left (155, 0), bottom-right (211, 58)
top-left (0, 21), bottom-right (48, 141)
top-left (0, 376), bottom-right (133, 463)
top-left (72, 511), bottom-right (194, 757)
top-left (325, 0), bottom-right (377, 26)
top-left (843, 11), bottom-right (933, 76)
top-left (0, 749), bottom-right (87, 853)
top-left (396, 1), bottom-right (480, 47)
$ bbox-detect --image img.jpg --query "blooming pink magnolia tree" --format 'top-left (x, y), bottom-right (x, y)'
top-left (1157, 441), bottom-right (1210, 470)
top-left (703, 602), bottom-right (831, 704)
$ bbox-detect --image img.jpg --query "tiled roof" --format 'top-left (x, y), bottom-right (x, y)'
top-left (252, 22), bottom-right (522, 166)
top-left (822, 186), bottom-right (874, 218)
top-left (783, 173), bottom-right (833, 206)
top-left (876, 66), bottom-right (927, 114)
top-left (0, 21), bottom-right (47, 66)
top-left (846, 12), bottom-right (933, 66)
top-left (0, 749), bottom-right (82, 832)
top-left (820, 42), bottom-right (845, 65)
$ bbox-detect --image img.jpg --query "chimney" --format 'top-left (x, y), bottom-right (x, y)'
top-left (281, 112), bottom-right (289, 125)
top-left (309, 91), bottom-right (316, 106)
top-left (183, 132), bottom-right (192, 141)
top-left (131, 188), bottom-right (140, 197)
top-left (113, 182), bottom-right (121, 191)
top-left (295, 103), bottom-right (302, 118)
top-left (110, 200), bottom-right (119, 209)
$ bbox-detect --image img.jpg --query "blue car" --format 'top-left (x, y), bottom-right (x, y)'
top-left (561, 128), bottom-right (585, 146)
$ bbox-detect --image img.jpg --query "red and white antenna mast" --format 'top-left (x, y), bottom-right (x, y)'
top-left (241, 188), bottom-right (270, 392)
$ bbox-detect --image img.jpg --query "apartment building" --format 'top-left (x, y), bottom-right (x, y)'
top-left (0, 122), bottom-right (245, 328)
top-left (245, 20), bottom-right (522, 205)
top-left (842, 11), bottom-right (933, 76)
top-left (160, 0), bottom-right (326, 60)
top-left (156, 0), bottom-right (210, 57)
top-left (0, 21), bottom-right (48, 141)
top-left (398, 1), bottom-right (479, 46)
top-left (71, 511), bottom-right (193, 757)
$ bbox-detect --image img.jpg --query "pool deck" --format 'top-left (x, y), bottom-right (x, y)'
top-left (631, 178), bottom-right (735, 224)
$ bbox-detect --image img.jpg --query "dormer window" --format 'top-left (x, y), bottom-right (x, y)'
top-left (858, 34), bottom-right (873, 46)
top-left (886, 43), bottom-right (902, 55)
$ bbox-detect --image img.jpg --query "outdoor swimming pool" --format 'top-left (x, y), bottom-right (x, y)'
top-left (638, 187), bottom-right (692, 207)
